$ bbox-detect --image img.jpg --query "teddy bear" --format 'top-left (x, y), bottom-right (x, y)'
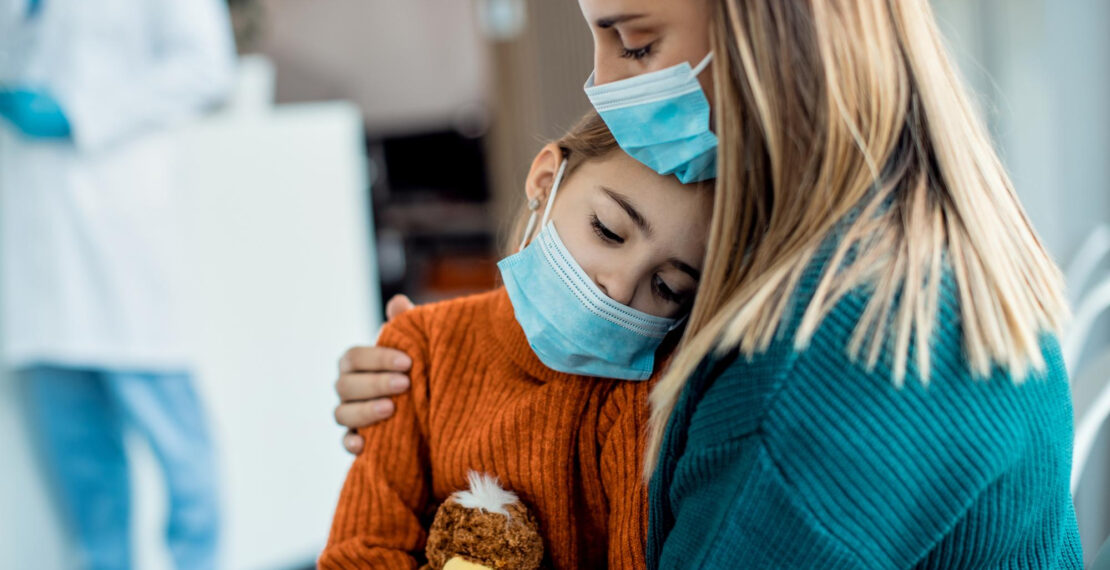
top-left (421, 471), bottom-right (544, 570)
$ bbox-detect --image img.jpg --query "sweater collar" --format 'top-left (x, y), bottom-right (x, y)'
top-left (489, 287), bottom-right (584, 384)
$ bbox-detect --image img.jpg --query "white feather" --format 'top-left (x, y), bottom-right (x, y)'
top-left (451, 471), bottom-right (519, 517)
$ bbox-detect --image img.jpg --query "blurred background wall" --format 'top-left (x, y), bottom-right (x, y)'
top-left (1, 0), bottom-right (1107, 568)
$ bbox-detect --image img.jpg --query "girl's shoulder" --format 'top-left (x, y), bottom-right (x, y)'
top-left (383, 288), bottom-right (508, 338)
top-left (376, 288), bottom-right (509, 365)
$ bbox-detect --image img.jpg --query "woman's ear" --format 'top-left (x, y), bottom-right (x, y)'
top-left (524, 143), bottom-right (563, 205)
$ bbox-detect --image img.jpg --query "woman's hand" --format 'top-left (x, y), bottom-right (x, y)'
top-left (334, 295), bottom-right (416, 454)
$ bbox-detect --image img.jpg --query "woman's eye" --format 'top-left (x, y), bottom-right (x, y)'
top-left (590, 215), bottom-right (624, 244)
top-left (619, 42), bottom-right (654, 60)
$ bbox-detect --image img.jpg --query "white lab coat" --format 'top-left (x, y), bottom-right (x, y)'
top-left (0, 0), bottom-right (235, 370)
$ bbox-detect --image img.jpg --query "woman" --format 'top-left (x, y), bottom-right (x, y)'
top-left (336, 0), bottom-right (1082, 567)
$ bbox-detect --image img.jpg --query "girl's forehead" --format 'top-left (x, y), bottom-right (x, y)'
top-left (579, 151), bottom-right (709, 199)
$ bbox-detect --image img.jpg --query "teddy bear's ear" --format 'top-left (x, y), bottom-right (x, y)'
top-left (443, 557), bottom-right (493, 570)
top-left (450, 471), bottom-right (519, 517)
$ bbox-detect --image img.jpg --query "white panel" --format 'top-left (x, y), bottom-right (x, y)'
top-left (174, 101), bottom-right (379, 569)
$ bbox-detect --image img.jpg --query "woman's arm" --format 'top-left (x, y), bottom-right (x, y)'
top-left (319, 309), bottom-right (434, 569)
top-left (655, 435), bottom-right (871, 569)
top-left (652, 298), bottom-right (1042, 569)
top-left (334, 295), bottom-right (415, 454)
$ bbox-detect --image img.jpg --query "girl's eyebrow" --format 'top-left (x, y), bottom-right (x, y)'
top-left (668, 258), bottom-right (701, 281)
top-left (600, 186), bottom-right (653, 237)
top-left (599, 185), bottom-right (700, 279)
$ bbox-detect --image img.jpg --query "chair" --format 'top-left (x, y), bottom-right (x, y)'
top-left (1066, 224), bottom-right (1110, 308)
top-left (1063, 226), bottom-right (1110, 375)
top-left (1091, 533), bottom-right (1110, 570)
top-left (1070, 347), bottom-right (1110, 494)
top-left (1063, 277), bottom-right (1110, 375)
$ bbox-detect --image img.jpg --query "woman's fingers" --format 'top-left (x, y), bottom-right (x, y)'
top-left (386, 294), bottom-right (415, 321)
top-left (334, 397), bottom-right (396, 430)
top-left (335, 372), bottom-right (410, 403)
top-left (338, 345), bottom-right (412, 375)
top-left (334, 318), bottom-right (415, 452)
top-left (342, 430), bottom-right (364, 455)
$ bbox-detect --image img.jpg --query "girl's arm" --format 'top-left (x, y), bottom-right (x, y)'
top-left (319, 311), bottom-right (433, 569)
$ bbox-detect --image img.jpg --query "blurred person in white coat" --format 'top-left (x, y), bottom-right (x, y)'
top-left (0, 0), bottom-right (236, 568)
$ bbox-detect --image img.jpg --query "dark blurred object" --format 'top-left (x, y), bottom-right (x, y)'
top-left (382, 129), bottom-right (489, 203)
top-left (228, 0), bottom-right (265, 52)
top-left (369, 126), bottom-right (496, 305)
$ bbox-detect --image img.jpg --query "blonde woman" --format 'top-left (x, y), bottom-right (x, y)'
top-left (336, 0), bottom-right (1081, 567)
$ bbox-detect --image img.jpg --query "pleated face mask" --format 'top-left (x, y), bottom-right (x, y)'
top-left (584, 53), bottom-right (717, 184)
top-left (498, 161), bottom-right (680, 381)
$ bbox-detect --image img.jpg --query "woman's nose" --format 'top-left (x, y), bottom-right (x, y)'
top-left (592, 56), bottom-right (635, 86)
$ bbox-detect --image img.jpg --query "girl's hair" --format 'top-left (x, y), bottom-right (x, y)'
top-left (646, 0), bottom-right (1068, 476)
top-left (504, 112), bottom-right (622, 254)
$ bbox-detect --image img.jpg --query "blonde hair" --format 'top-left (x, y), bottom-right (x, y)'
top-left (645, 0), bottom-right (1068, 476)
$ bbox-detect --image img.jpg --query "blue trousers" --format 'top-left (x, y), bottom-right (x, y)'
top-left (23, 366), bottom-right (220, 570)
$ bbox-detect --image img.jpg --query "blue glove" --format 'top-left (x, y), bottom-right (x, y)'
top-left (0, 88), bottom-right (72, 139)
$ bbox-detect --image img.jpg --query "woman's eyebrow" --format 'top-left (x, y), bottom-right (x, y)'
top-left (596, 14), bottom-right (646, 29)
top-left (600, 186), bottom-right (652, 236)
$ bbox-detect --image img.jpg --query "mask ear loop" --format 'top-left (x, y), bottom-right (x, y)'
top-left (517, 158), bottom-right (569, 252)
top-left (692, 52), bottom-right (714, 77)
top-left (518, 198), bottom-right (541, 252)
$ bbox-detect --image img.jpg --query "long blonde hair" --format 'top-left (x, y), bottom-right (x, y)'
top-left (645, 0), bottom-right (1068, 476)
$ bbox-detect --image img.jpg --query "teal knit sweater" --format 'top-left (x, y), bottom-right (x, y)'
top-left (647, 254), bottom-right (1083, 568)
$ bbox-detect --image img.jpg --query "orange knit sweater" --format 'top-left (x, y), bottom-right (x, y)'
top-left (320, 288), bottom-right (651, 570)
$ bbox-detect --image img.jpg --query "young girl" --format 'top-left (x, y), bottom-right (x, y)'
top-left (318, 113), bottom-right (713, 570)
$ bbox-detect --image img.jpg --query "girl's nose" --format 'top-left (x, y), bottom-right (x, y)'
top-left (595, 273), bottom-right (636, 307)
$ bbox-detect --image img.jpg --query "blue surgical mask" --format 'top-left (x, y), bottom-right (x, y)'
top-left (584, 53), bottom-right (717, 184)
top-left (498, 164), bottom-right (680, 380)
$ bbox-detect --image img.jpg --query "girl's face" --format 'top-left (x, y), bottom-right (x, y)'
top-left (525, 145), bottom-right (713, 319)
top-left (578, 0), bottom-right (715, 94)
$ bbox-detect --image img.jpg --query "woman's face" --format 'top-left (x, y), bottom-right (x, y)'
top-left (578, 0), bottom-right (715, 93)
top-left (526, 146), bottom-right (713, 319)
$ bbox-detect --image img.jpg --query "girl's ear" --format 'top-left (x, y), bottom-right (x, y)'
top-left (524, 143), bottom-right (563, 205)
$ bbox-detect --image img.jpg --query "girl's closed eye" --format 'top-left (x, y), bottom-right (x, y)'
top-left (652, 275), bottom-right (690, 306)
top-left (590, 214), bottom-right (624, 244)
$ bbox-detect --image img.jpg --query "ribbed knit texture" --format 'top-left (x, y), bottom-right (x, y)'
top-left (647, 250), bottom-right (1084, 569)
top-left (320, 288), bottom-right (650, 570)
